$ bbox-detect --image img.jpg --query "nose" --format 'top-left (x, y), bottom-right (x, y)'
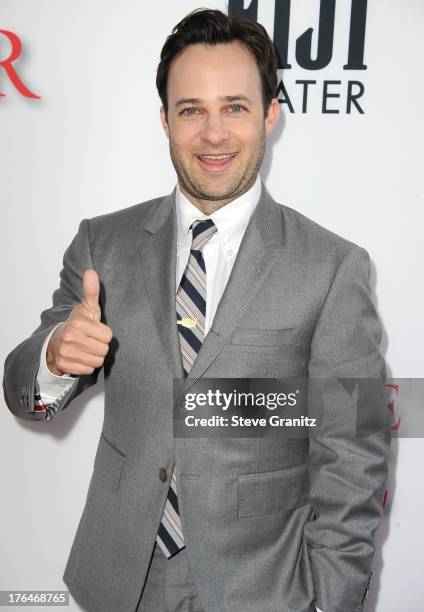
top-left (199, 111), bottom-right (230, 146)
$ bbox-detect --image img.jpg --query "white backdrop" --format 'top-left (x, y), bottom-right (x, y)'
top-left (1, 1), bottom-right (423, 610)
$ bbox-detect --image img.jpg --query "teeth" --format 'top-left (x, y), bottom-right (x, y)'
top-left (199, 154), bottom-right (233, 161)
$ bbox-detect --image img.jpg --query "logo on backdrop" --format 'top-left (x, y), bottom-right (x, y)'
top-left (229, 0), bottom-right (368, 115)
top-left (0, 30), bottom-right (41, 98)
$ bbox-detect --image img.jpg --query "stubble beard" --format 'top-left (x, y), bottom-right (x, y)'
top-left (169, 128), bottom-right (266, 208)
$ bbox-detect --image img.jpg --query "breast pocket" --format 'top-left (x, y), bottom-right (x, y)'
top-left (92, 432), bottom-right (126, 492)
top-left (238, 463), bottom-right (309, 517)
top-left (230, 326), bottom-right (302, 349)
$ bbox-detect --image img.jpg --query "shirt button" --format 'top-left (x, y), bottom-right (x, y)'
top-left (226, 249), bottom-right (233, 257)
top-left (159, 467), bottom-right (167, 482)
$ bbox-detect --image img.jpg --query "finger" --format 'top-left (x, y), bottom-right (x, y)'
top-left (56, 362), bottom-right (97, 376)
top-left (63, 333), bottom-right (110, 358)
top-left (82, 269), bottom-right (101, 321)
top-left (57, 347), bottom-right (106, 371)
top-left (68, 313), bottom-right (113, 344)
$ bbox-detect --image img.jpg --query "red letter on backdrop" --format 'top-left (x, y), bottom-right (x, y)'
top-left (0, 29), bottom-right (41, 98)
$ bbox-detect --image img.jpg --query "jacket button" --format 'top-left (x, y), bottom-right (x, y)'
top-left (159, 467), bottom-right (167, 482)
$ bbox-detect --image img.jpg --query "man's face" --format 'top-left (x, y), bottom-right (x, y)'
top-left (160, 41), bottom-right (280, 211)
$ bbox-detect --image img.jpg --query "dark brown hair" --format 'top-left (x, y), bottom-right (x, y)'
top-left (156, 8), bottom-right (278, 118)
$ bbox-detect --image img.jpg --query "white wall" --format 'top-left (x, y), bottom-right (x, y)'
top-left (1, 1), bottom-right (423, 610)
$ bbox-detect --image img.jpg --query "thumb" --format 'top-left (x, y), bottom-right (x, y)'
top-left (82, 269), bottom-right (101, 321)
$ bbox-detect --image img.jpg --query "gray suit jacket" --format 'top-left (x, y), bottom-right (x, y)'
top-left (3, 185), bottom-right (390, 612)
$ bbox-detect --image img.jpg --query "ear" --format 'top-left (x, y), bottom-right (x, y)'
top-left (264, 98), bottom-right (280, 135)
top-left (160, 106), bottom-right (170, 138)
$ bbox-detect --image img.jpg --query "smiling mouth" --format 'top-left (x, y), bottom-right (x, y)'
top-left (195, 153), bottom-right (238, 172)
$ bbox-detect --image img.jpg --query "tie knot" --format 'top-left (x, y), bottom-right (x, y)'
top-left (191, 219), bottom-right (217, 251)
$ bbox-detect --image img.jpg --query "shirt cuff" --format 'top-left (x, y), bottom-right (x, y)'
top-left (37, 323), bottom-right (78, 403)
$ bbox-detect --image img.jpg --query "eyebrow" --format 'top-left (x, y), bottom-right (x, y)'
top-left (174, 95), bottom-right (252, 108)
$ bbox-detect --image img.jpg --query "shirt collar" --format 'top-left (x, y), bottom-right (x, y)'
top-left (175, 175), bottom-right (262, 261)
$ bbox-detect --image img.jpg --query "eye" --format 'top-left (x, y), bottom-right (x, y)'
top-left (227, 103), bottom-right (246, 113)
top-left (180, 107), bottom-right (200, 117)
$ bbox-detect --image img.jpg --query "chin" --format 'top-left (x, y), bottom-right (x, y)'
top-left (194, 182), bottom-right (238, 201)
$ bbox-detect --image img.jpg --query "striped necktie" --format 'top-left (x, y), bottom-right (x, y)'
top-left (156, 218), bottom-right (217, 558)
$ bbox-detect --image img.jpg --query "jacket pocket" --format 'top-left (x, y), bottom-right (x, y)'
top-left (230, 326), bottom-right (302, 347)
top-left (92, 432), bottom-right (126, 492)
top-left (238, 463), bottom-right (309, 517)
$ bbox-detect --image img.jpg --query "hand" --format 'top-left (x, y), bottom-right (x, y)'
top-left (46, 269), bottom-right (113, 376)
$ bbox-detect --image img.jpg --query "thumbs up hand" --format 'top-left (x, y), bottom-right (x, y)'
top-left (46, 269), bottom-right (113, 376)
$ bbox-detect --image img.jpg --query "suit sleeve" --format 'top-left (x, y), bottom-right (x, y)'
top-left (3, 218), bottom-right (100, 421)
top-left (304, 246), bottom-right (391, 612)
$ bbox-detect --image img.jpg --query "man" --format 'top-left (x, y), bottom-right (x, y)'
top-left (3, 9), bottom-right (390, 612)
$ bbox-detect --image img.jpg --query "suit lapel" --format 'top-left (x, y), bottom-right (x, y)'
top-left (186, 184), bottom-right (284, 386)
top-left (140, 190), bottom-right (185, 379)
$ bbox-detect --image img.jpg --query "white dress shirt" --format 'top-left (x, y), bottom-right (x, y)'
top-left (34, 178), bottom-right (324, 612)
